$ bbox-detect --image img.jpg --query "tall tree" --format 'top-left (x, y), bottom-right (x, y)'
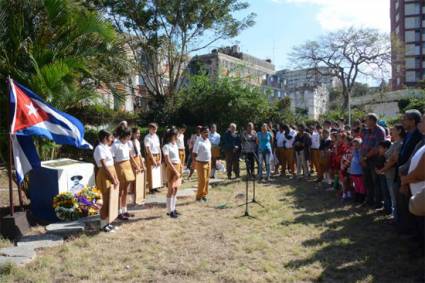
top-left (94, 0), bottom-right (256, 97)
top-left (290, 27), bottom-right (391, 109)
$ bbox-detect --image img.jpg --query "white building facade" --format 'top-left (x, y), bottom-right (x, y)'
top-left (275, 67), bottom-right (339, 120)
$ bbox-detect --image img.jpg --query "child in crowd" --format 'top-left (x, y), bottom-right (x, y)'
top-left (349, 138), bottom-right (366, 203)
top-left (376, 140), bottom-right (392, 214)
top-left (328, 132), bottom-right (340, 190)
top-left (319, 129), bottom-right (332, 186)
top-left (340, 135), bottom-right (353, 201)
top-left (294, 125), bottom-right (311, 178)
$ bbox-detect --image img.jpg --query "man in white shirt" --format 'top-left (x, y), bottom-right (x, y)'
top-left (283, 125), bottom-right (297, 177)
top-left (208, 123), bottom-right (221, 178)
top-left (275, 124), bottom-right (286, 176)
top-left (144, 123), bottom-right (162, 193)
top-left (193, 126), bottom-right (211, 202)
top-left (310, 125), bottom-right (322, 179)
top-left (177, 125), bottom-right (187, 173)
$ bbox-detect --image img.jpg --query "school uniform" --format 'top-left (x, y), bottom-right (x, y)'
top-left (111, 140), bottom-right (135, 185)
top-left (129, 138), bottom-right (146, 201)
top-left (209, 131), bottom-right (221, 178)
top-left (94, 143), bottom-right (117, 221)
top-left (319, 137), bottom-right (332, 182)
top-left (176, 133), bottom-right (185, 174)
top-left (163, 143), bottom-right (182, 187)
top-left (130, 139), bottom-right (143, 170)
top-left (283, 129), bottom-right (297, 175)
top-left (310, 131), bottom-right (321, 178)
top-left (144, 133), bottom-right (161, 192)
top-left (193, 137), bottom-right (211, 200)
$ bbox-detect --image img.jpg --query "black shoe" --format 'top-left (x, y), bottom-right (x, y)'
top-left (102, 225), bottom-right (114, 233)
top-left (201, 197), bottom-right (208, 202)
top-left (170, 211), bottom-right (178, 218)
top-left (174, 210), bottom-right (181, 215)
top-left (123, 212), bottom-right (135, 218)
top-left (118, 214), bottom-right (129, 221)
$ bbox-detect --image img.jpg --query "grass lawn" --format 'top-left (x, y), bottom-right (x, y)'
top-left (0, 173), bottom-right (423, 282)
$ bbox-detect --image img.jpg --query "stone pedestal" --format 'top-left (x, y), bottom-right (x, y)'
top-left (0, 212), bottom-right (30, 240)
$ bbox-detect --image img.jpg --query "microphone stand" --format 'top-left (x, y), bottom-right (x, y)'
top-left (250, 151), bottom-right (264, 208)
top-left (238, 151), bottom-right (264, 218)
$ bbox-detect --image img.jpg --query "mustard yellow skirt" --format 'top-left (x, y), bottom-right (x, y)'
top-left (212, 147), bottom-right (221, 159)
top-left (115, 160), bottom-right (135, 184)
top-left (96, 166), bottom-right (117, 193)
top-left (166, 163), bottom-right (182, 188)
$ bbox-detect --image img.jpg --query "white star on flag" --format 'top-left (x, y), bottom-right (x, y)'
top-left (26, 102), bottom-right (38, 117)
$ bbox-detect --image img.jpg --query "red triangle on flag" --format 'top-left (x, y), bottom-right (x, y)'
top-left (12, 84), bottom-right (49, 133)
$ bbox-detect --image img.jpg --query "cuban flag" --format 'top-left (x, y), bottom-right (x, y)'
top-left (8, 79), bottom-right (92, 184)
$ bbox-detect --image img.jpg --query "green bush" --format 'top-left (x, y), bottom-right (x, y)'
top-left (164, 75), bottom-right (274, 131)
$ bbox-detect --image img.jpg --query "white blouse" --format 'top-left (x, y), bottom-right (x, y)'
top-left (93, 143), bottom-right (114, 167)
top-left (408, 144), bottom-right (425, 195)
top-left (144, 133), bottom-right (161, 154)
top-left (162, 143), bottom-right (181, 164)
top-left (193, 138), bottom-right (211, 162)
top-left (129, 139), bottom-right (142, 157)
top-left (177, 134), bottom-right (185, 149)
top-left (111, 140), bottom-right (131, 162)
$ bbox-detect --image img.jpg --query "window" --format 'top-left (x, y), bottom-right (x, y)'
top-left (405, 71), bottom-right (417, 82)
top-left (405, 57), bottom-right (422, 69)
top-left (405, 44), bottom-right (420, 55)
top-left (405, 30), bottom-right (420, 42)
top-left (405, 17), bottom-right (421, 29)
top-left (405, 3), bottom-right (420, 16)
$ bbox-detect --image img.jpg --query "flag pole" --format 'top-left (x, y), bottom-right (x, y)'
top-left (6, 76), bottom-right (14, 216)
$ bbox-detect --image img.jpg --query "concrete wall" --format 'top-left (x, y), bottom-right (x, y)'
top-left (351, 89), bottom-right (424, 117)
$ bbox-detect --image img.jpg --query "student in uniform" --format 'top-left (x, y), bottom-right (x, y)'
top-left (113, 120), bottom-right (128, 138)
top-left (275, 124), bottom-right (286, 176)
top-left (282, 124), bottom-right (297, 178)
top-left (209, 124), bottom-right (221, 178)
top-left (162, 128), bottom-right (183, 218)
top-left (311, 125), bottom-right (322, 181)
top-left (177, 125), bottom-right (187, 174)
top-left (130, 127), bottom-right (146, 171)
top-left (130, 127), bottom-right (146, 199)
top-left (112, 128), bottom-right (140, 221)
top-left (188, 126), bottom-right (202, 179)
top-left (144, 123), bottom-right (162, 193)
top-left (93, 130), bottom-right (119, 232)
top-left (193, 126), bottom-right (212, 202)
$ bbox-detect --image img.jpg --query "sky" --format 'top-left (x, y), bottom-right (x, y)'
top-left (210, 0), bottom-right (391, 71)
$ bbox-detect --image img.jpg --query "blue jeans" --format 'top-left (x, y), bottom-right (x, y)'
top-left (378, 174), bottom-right (391, 214)
top-left (258, 149), bottom-right (271, 178)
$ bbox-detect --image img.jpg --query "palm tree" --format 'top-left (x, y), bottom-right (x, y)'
top-left (0, 0), bottom-right (131, 162)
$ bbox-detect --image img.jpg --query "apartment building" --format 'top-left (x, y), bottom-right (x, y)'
top-left (391, 0), bottom-right (425, 89)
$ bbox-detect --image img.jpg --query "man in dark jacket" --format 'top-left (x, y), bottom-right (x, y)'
top-left (222, 123), bottom-right (242, 179)
top-left (396, 109), bottom-right (423, 237)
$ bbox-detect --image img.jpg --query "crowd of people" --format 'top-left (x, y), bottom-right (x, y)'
top-left (91, 110), bottom-right (425, 259)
